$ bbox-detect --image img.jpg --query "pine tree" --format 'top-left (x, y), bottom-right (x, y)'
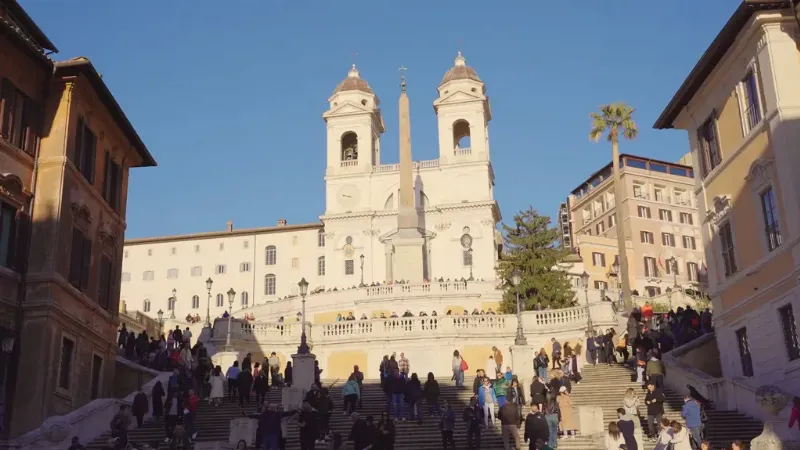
top-left (497, 207), bottom-right (576, 312)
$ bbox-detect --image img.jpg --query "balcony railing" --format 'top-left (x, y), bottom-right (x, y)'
top-left (374, 159), bottom-right (440, 173)
top-left (454, 147), bottom-right (471, 156)
top-left (340, 160), bottom-right (358, 167)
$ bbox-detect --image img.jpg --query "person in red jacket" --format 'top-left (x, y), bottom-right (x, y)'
top-left (184, 389), bottom-right (199, 442)
top-left (642, 302), bottom-right (654, 327)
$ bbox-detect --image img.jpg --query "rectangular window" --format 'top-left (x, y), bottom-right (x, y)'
top-left (194, 245), bottom-right (200, 253)
top-left (219, 242), bottom-right (225, 251)
top-left (658, 209), bottom-right (673, 222)
top-left (292, 236), bottom-right (298, 246)
top-left (593, 280), bottom-right (608, 290)
top-left (736, 327), bottom-right (754, 377)
top-left (608, 214), bottom-right (616, 228)
top-left (761, 187), bottom-right (782, 251)
top-left (679, 212), bottom-right (693, 225)
top-left (640, 231), bottom-right (654, 244)
top-left (596, 221), bottom-right (605, 235)
top-left (778, 304), bottom-right (800, 361)
top-left (243, 240), bottom-right (249, 249)
top-left (637, 206), bottom-right (651, 218)
top-left (58, 337), bottom-right (75, 390)
top-left (687, 262), bottom-right (698, 282)
top-left (73, 117), bottom-right (96, 184)
top-left (102, 152), bottom-right (121, 211)
top-left (318, 231), bottom-right (325, 247)
top-left (264, 275), bottom-right (276, 295)
top-left (345, 259), bottom-right (355, 275)
top-left (644, 256), bottom-right (657, 277)
top-left (742, 70), bottom-right (762, 132)
top-left (68, 228), bottom-right (92, 291)
top-left (719, 222), bottom-right (737, 276)
top-left (167, 268), bottom-right (178, 279)
top-left (0, 78), bottom-right (39, 154)
top-left (291, 257), bottom-right (299, 269)
top-left (682, 236), bottom-right (696, 250)
top-left (646, 286), bottom-right (662, 297)
top-left (170, 247), bottom-right (176, 255)
top-left (97, 256), bottom-right (113, 310)
top-left (661, 233), bottom-right (675, 247)
top-left (665, 259), bottom-right (679, 275)
top-left (90, 354), bottom-right (103, 400)
top-left (653, 188), bottom-right (663, 202)
top-left (0, 202), bottom-right (16, 268)
top-left (633, 184), bottom-right (646, 199)
top-left (215, 264), bottom-right (227, 275)
top-left (592, 252), bottom-right (606, 267)
top-left (318, 257), bottom-right (325, 276)
top-left (240, 262), bottom-right (251, 272)
top-left (698, 116), bottom-right (721, 177)
top-left (674, 190), bottom-right (688, 206)
top-left (190, 266), bottom-right (202, 276)
top-left (142, 270), bottom-right (154, 281)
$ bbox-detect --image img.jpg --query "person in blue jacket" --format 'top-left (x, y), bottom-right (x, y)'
top-left (681, 394), bottom-right (704, 447)
top-left (477, 376), bottom-right (497, 428)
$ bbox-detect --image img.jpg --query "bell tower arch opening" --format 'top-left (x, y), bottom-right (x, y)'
top-left (341, 132), bottom-right (358, 162)
top-left (452, 120), bottom-right (471, 154)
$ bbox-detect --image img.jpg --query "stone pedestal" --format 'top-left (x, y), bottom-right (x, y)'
top-left (229, 417), bottom-right (257, 446)
top-left (393, 236), bottom-right (425, 283)
top-left (212, 351), bottom-right (240, 371)
top-left (576, 405), bottom-right (604, 435)
top-left (510, 345), bottom-right (535, 386)
top-left (282, 352), bottom-right (316, 410)
top-left (751, 385), bottom-right (800, 450)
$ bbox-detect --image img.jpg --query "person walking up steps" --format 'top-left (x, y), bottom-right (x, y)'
top-left (226, 361), bottom-right (241, 401)
top-left (550, 338), bottom-right (562, 370)
top-left (439, 400), bottom-right (456, 450)
top-left (499, 400), bottom-right (521, 450)
top-left (463, 396), bottom-right (483, 450)
top-left (478, 377), bottom-right (497, 428)
top-left (424, 372), bottom-right (441, 417)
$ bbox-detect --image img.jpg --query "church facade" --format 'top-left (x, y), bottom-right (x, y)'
top-left (120, 54), bottom-right (504, 323)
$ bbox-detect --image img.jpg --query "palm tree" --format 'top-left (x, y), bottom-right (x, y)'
top-left (589, 103), bottom-right (638, 311)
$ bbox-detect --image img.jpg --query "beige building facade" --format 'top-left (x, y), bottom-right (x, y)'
top-left (655, 0), bottom-right (800, 397)
top-left (567, 154), bottom-right (705, 298)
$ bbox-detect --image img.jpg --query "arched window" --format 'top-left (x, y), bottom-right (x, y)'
top-left (191, 295), bottom-right (199, 309)
top-left (265, 274), bottom-right (276, 295)
top-left (453, 120), bottom-right (471, 151)
top-left (318, 229), bottom-right (325, 247)
top-left (341, 132), bottom-right (358, 161)
top-left (318, 256), bottom-right (326, 276)
top-left (216, 293), bottom-right (224, 307)
top-left (143, 299), bottom-right (151, 312)
top-left (241, 291), bottom-right (249, 307)
top-left (265, 245), bottom-right (277, 265)
top-left (168, 297), bottom-right (176, 311)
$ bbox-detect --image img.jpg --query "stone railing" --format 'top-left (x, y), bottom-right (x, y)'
top-left (340, 159), bottom-right (358, 167)
top-left (215, 303), bottom-right (617, 347)
top-left (454, 147), bottom-right (471, 156)
top-left (374, 159), bottom-right (440, 173)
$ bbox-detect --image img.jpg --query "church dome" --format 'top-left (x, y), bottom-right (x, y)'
top-left (333, 65), bottom-right (374, 95)
top-left (440, 52), bottom-right (482, 85)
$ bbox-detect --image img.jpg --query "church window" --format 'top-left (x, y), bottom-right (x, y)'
top-left (143, 298), bottom-right (150, 312)
top-left (265, 274), bottom-right (276, 295)
top-left (453, 120), bottom-right (471, 152)
top-left (345, 259), bottom-right (354, 275)
top-left (216, 293), bottom-right (223, 307)
top-left (167, 268), bottom-right (178, 279)
top-left (462, 250), bottom-right (473, 266)
top-left (168, 297), bottom-right (176, 311)
top-left (291, 258), bottom-right (299, 268)
top-left (215, 264), bottom-right (227, 275)
top-left (265, 245), bottom-right (277, 265)
top-left (241, 291), bottom-right (249, 307)
top-left (191, 295), bottom-right (199, 309)
top-left (341, 132), bottom-right (358, 161)
top-left (318, 229), bottom-right (325, 247)
top-left (191, 266), bottom-right (202, 277)
top-left (318, 256), bottom-right (325, 276)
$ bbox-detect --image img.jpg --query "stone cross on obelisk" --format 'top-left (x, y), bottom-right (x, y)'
top-left (392, 66), bottom-right (425, 282)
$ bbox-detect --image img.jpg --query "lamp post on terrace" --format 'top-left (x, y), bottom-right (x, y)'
top-left (511, 269), bottom-right (526, 345)
top-left (205, 277), bottom-right (214, 328)
top-left (225, 288), bottom-right (235, 351)
top-left (297, 277), bottom-right (310, 354)
top-left (468, 248), bottom-right (474, 281)
top-left (666, 287), bottom-right (673, 312)
top-left (581, 271), bottom-right (594, 335)
top-left (612, 259), bottom-right (622, 307)
top-left (157, 309), bottom-right (164, 336)
top-left (169, 288), bottom-right (177, 319)
top-left (359, 254), bottom-right (365, 287)
top-left (667, 257), bottom-right (679, 288)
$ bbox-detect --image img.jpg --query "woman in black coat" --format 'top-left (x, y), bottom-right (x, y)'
top-left (529, 377), bottom-right (548, 410)
top-left (151, 381), bottom-right (164, 421)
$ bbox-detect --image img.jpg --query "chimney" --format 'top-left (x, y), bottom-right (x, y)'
top-left (277, 219), bottom-right (287, 227)
top-left (226, 220), bottom-right (233, 232)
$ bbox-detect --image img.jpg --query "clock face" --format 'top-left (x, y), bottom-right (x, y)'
top-left (461, 234), bottom-right (473, 249)
top-left (336, 185), bottom-right (361, 208)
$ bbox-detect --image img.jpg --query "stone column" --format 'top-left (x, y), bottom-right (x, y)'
top-left (385, 247), bottom-right (393, 283)
top-left (510, 345), bottom-right (535, 388)
top-left (281, 352), bottom-right (317, 411)
top-left (750, 385), bottom-right (800, 449)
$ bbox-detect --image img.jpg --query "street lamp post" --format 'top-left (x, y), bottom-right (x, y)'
top-left (205, 277), bottom-right (214, 328)
top-left (157, 309), bottom-right (164, 336)
top-left (511, 269), bottom-right (526, 345)
top-left (612, 259), bottom-right (622, 307)
top-left (666, 287), bottom-right (673, 312)
top-left (581, 271), bottom-right (594, 335)
top-left (225, 288), bottom-right (236, 351)
top-left (468, 248), bottom-right (474, 281)
top-left (297, 277), bottom-right (310, 354)
top-left (170, 288), bottom-right (177, 319)
top-left (668, 257), bottom-right (679, 288)
top-left (359, 254), bottom-right (365, 287)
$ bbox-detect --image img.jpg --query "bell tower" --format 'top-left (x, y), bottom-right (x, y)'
top-left (433, 52), bottom-right (491, 166)
top-left (323, 65), bottom-right (385, 176)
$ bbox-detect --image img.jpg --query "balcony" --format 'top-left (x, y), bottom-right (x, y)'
top-left (340, 160), bottom-right (358, 168)
top-left (374, 159), bottom-right (440, 173)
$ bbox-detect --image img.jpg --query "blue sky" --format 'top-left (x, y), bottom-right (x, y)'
top-left (23, 0), bottom-right (737, 238)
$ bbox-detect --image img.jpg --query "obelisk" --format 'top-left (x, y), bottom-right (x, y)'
top-left (392, 67), bottom-right (425, 283)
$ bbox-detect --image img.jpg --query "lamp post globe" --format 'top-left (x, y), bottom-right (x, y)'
top-left (510, 269), bottom-right (526, 345)
top-left (297, 277), bottom-right (310, 354)
top-left (224, 288), bottom-right (236, 351)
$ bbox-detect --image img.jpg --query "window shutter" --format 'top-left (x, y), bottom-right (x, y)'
top-left (73, 117), bottom-right (84, 164)
top-left (102, 152), bottom-right (110, 200)
top-left (86, 130), bottom-right (96, 183)
top-left (98, 257), bottom-right (111, 309)
top-left (68, 228), bottom-right (83, 287)
top-left (112, 160), bottom-right (121, 210)
top-left (81, 236), bottom-right (92, 290)
top-left (0, 78), bottom-right (14, 139)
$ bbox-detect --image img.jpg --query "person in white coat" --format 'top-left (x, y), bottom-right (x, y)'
top-left (669, 421), bottom-right (692, 450)
top-left (208, 365), bottom-right (225, 406)
top-left (485, 355), bottom-right (497, 378)
top-left (605, 422), bottom-right (626, 450)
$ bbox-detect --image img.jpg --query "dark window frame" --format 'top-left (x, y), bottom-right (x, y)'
top-left (0, 202), bottom-right (17, 269)
top-left (0, 77), bottom-right (40, 155)
top-left (735, 327), bottom-right (754, 377)
top-left (68, 227), bottom-right (92, 291)
top-left (698, 115), bottom-right (722, 177)
top-left (760, 187), bottom-right (782, 251)
top-left (58, 336), bottom-right (75, 390)
top-left (778, 304), bottom-right (800, 361)
top-left (719, 222), bottom-right (738, 276)
top-left (73, 117), bottom-right (96, 184)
